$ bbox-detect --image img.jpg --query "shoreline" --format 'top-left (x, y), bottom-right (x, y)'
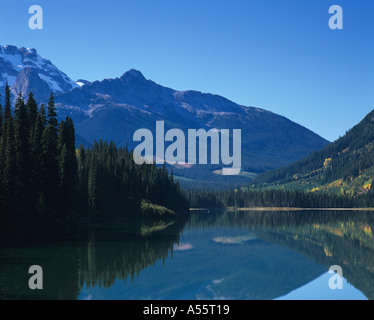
top-left (190, 207), bottom-right (374, 212)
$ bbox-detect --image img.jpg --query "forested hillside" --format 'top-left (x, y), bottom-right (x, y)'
top-left (185, 110), bottom-right (374, 210)
top-left (0, 84), bottom-right (188, 240)
top-left (76, 140), bottom-right (188, 218)
top-left (253, 109), bottom-right (374, 197)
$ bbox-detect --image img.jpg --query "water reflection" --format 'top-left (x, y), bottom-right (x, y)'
top-left (0, 216), bottom-right (187, 300)
top-left (188, 210), bottom-right (374, 299)
top-left (0, 210), bottom-right (373, 300)
top-left (205, 210), bottom-right (374, 300)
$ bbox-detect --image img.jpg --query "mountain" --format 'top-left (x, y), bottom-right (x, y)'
top-left (53, 69), bottom-right (329, 186)
top-left (254, 109), bottom-right (374, 196)
top-left (0, 45), bottom-right (329, 187)
top-left (0, 45), bottom-right (78, 100)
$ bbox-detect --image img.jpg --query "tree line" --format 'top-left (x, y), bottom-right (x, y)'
top-left (185, 187), bottom-right (374, 209)
top-left (0, 84), bottom-right (188, 239)
top-left (76, 140), bottom-right (189, 218)
top-left (0, 84), bottom-right (77, 237)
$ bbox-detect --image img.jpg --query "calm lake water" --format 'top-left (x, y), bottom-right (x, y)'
top-left (1, 210), bottom-right (373, 300)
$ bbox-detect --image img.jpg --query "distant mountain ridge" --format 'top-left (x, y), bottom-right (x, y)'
top-left (53, 69), bottom-right (329, 185)
top-left (254, 109), bottom-right (374, 196)
top-left (0, 44), bottom-right (330, 186)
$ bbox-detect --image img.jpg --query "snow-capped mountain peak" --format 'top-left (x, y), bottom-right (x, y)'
top-left (0, 44), bottom-right (78, 100)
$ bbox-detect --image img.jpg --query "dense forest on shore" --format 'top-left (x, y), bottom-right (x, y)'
top-left (185, 187), bottom-right (374, 209)
top-left (0, 84), bottom-right (188, 239)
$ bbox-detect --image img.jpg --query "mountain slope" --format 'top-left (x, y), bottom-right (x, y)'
top-left (54, 69), bottom-right (329, 185)
top-left (0, 45), bottom-right (78, 100)
top-left (254, 109), bottom-right (374, 196)
top-left (0, 45), bottom-right (329, 187)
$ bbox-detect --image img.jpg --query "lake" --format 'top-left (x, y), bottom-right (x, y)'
top-left (1, 210), bottom-right (373, 300)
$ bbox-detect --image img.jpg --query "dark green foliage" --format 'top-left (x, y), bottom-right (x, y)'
top-left (38, 104), bottom-right (47, 126)
top-left (0, 93), bottom-right (3, 207)
top-left (14, 93), bottom-right (32, 214)
top-left (0, 83), bottom-right (16, 216)
top-left (0, 91), bottom-right (79, 237)
top-left (186, 187), bottom-right (374, 209)
top-left (47, 93), bottom-right (58, 129)
top-left (77, 140), bottom-right (189, 218)
top-left (0, 89), bottom-right (188, 240)
top-left (26, 92), bottom-right (38, 133)
top-left (40, 124), bottom-right (60, 216)
top-left (29, 111), bottom-right (45, 210)
top-left (0, 93), bottom-right (2, 140)
top-left (58, 118), bottom-right (78, 215)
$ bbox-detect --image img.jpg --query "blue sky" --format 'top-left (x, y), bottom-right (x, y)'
top-left (1, 0), bottom-right (373, 141)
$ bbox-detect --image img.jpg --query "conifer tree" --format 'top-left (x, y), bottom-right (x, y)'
top-left (14, 93), bottom-right (32, 214)
top-left (0, 93), bottom-right (3, 139)
top-left (0, 92), bottom-right (3, 215)
top-left (87, 155), bottom-right (98, 213)
top-left (39, 103), bottom-right (47, 126)
top-left (30, 110), bottom-right (45, 209)
top-left (58, 117), bottom-right (78, 216)
top-left (41, 123), bottom-right (59, 217)
top-left (26, 91), bottom-right (38, 135)
top-left (1, 83), bottom-right (16, 216)
top-left (47, 93), bottom-right (58, 129)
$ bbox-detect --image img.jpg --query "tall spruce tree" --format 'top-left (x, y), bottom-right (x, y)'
top-left (0, 92), bottom-right (3, 215)
top-left (14, 93), bottom-right (32, 215)
top-left (47, 93), bottom-right (58, 129)
top-left (41, 123), bottom-right (59, 217)
top-left (30, 110), bottom-right (45, 211)
top-left (26, 92), bottom-right (38, 135)
top-left (57, 118), bottom-right (78, 216)
top-left (87, 155), bottom-right (99, 214)
top-left (39, 103), bottom-right (47, 126)
top-left (1, 83), bottom-right (16, 218)
top-left (0, 93), bottom-right (3, 139)
top-left (0, 84), bottom-right (11, 154)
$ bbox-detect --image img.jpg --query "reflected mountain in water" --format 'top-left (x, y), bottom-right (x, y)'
top-left (1, 210), bottom-right (373, 300)
top-left (188, 210), bottom-right (374, 299)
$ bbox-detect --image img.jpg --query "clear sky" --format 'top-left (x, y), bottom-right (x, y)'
top-left (1, 0), bottom-right (373, 141)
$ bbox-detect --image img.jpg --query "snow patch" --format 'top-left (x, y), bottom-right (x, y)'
top-left (38, 73), bottom-right (63, 92)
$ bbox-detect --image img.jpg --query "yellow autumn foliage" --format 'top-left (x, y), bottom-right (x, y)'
top-left (364, 226), bottom-right (372, 237)
top-left (324, 248), bottom-right (333, 257)
top-left (323, 158), bottom-right (332, 167)
top-left (363, 180), bottom-right (372, 191)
